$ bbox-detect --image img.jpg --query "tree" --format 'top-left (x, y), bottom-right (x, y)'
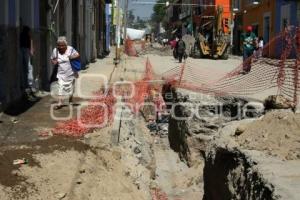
top-left (151, 0), bottom-right (166, 23)
top-left (127, 10), bottom-right (135, 26)
top-left (151, 0), bottom-right (174, 33)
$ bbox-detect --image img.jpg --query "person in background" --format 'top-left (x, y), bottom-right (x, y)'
top-left (170, 37), bottom-right (178, 59)
top-left (50, 36), bottom-right (80, 110)
top-left (20, 26), bottom-right (35, 100)
top-left (175, 35), bottom-right (186, 63)
top-left (241, 26), bottom-right (257, 74)
top-left (257, 36), bottom-right (264, 57)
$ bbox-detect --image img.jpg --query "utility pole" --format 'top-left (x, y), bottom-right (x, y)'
top-left (123, 0), bottom-right (129, 41)
top-left (114, 0), bottom-right (121, 64)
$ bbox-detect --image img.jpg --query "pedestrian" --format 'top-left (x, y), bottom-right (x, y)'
top-left (257, 36), bottom-right (264, 57)
top-left (50, 36), bottom-right (80, 110)
top-left (20, 26), bottom-right (36, 100)
top-left (170, 37), bottom-right (178, 59)
top-left (175, 35), bottom-right (186, 63)
top-left (241, 26), bottom-right (257, 74)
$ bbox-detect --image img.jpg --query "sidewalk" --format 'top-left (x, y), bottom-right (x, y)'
top-left (0, 54), bottom-right (117, 145)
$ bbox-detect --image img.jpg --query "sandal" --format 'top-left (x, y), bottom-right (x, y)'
top-left (54, 105), bottom-right (63, 110)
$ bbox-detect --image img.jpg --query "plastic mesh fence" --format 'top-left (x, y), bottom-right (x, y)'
top-left (125, 39), bottom-right (146, 57)
top-left (162, 26), bottom-right (300, 104)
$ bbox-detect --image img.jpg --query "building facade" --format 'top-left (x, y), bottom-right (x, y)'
top-left (232, 0), bottom-right (300, 57)
top-left (0, 0), bottom-right (111, 110)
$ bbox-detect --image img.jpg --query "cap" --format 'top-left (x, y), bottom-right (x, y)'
top-left (247, 26), bottom-right (253, 32)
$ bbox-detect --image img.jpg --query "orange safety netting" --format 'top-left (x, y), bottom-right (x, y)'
top-left (125, 39), bottom-right (146, 57)
top-left (51, 90), bottom-right (116, 137)
top-left (48, 58), bottom-right (159, 137)
top-left (128, 57), bottom-right (156, 113)
top-left (162, 26), bottom-right (300, 105)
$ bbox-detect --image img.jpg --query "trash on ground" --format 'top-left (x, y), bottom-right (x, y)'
top-left (13, 158), bottom-right (28, 165)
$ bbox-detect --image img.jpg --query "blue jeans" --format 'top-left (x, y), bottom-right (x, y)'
top-left (243, 49), bottom-right (254, 72)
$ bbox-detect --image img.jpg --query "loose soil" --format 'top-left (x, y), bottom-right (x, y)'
top-left (236, 110), bottom-right (300, 160)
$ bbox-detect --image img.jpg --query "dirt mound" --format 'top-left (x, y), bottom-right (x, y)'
top-left (236, 110), bottom-right (300, 160)
top-left (139, 45), bottom-right (173, 56)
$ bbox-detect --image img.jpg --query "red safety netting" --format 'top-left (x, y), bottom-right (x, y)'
top-left (125, 39), bottom-right (138, 56)
top-left (162, 26), bottom-right (300, 105)
top-left (52, 90), bottom-right (116, 137)
top-left (125, 39), bottom-right (146, 57)
top-left (151, 188), bottom-right (169, 200)
top-left (128, 57), bottom-right (155, 113)
top-left (44, 58), bottom-right (161, 138)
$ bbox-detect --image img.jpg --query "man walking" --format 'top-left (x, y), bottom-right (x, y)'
top-left (241, 26), bottom-right (257, 74)
top-left (176, 35), bottom-right (186, 63)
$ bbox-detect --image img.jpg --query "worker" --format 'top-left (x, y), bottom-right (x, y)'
top-left (241, 26), bottom-right (257, 74)
top-left (176, 35), bottom-right (186, 63)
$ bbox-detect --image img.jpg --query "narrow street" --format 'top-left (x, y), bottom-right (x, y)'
top-left (2, 39), bottom-right (300, 199)
top-left (1, 0), bottom-right (300, 199)
top-left (0, 49), bottom-right (241, 199)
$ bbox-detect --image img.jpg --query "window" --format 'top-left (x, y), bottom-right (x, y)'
top-left (282, 18), bottom-right (288, 30)
top-left (232, 0), bottom-right (241, 11)
top-left (247, 0), bottom-right (260, 5)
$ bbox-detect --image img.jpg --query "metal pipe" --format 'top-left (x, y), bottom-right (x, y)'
top-left (132, 2), bottom-right (230, 7)
top-left (53, 0), bottom-right (60, 15)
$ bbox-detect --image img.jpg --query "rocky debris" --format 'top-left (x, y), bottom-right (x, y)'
top-left (55, 192), bottom-right (67, 200)
top-left (203, 146), bottom-right (277, 200)
top-left (235, 125), bottom-right (246, 136)
top-left (139, 44), bottom-right (173, 57)
top-left (191, 127), bottom-right (215, 135)
top-left (134, 146), bottom-right (142, 154)
top-left (146, 113), bottom-right (169, 138)
top-left (244, 101), bottom-right (265, 118)
top-left (203, 122), bottom-right (300, 200)
top-left (264, 95), bottom-right (295, 110)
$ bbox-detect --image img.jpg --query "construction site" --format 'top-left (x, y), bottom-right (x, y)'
top-left (1, 0), bottom-right (300, 199)
top-left (0, 24), bottom-right (300, 199)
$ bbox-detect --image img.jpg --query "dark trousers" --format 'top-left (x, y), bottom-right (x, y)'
top-left (243, 49), bottom-right (253, 72)
top-left (178, 53), bottom-right (184, 63)
top-left (21, 48), bottom-right (33, 90)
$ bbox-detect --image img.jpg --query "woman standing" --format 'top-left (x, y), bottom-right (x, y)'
top-left (20, 26), bottom-right (35, 99)
top-left (50, 36), bottom-right (80, 110)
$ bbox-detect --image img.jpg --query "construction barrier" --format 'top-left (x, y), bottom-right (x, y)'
top-left (124, 39), bottom-right (146, 57)
top-left (162, 26), bottom-right (300, 106)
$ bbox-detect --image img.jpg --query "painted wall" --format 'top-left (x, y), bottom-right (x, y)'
top-left (275, 0), bottom-right (298, 34)
top-left (274, 0), bottom-right (299, 58)
top-left (240, 0), bottom-right (276, 57)
top-left (0, 0), bottom-right (110, 109)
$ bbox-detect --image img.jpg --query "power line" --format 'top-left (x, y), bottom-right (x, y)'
top-left (132, 1), bottom-right (230, 7)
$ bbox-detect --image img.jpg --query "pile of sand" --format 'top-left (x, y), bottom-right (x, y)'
top-left (236, 110), bottom-right (300, 160)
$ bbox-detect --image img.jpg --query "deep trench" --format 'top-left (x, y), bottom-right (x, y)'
top-left (162, 84), bottom-right (277, 200)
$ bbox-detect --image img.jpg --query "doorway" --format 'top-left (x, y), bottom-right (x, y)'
top-left (263, 14), bottom-right (270, 43)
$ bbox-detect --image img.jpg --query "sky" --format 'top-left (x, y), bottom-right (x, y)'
top-left (128, 0), bottom-right (154, 19)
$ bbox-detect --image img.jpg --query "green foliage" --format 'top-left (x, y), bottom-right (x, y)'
top-left (150, 0), bottom-right (175, 32)
top-left (151, 0), bottom-right (166, 23)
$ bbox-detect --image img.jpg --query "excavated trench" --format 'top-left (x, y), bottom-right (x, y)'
top-left (162, 85), bottom-right (280, 200)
